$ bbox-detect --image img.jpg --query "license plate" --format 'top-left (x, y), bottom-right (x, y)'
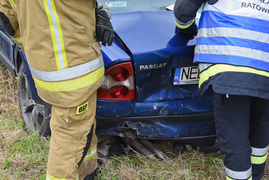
top-left (173, 66), bottom-right (199, 85)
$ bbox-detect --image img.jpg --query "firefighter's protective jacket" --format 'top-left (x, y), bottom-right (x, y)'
top-left (174, 0), bottom-right (269, 100)
top-left (0, 0), bottom-right (104, 108)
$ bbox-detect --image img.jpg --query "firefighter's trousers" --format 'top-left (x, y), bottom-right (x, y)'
top-left (47, 92), bottom-right (98, 180)
top-left (213, 93), bottom-right (269, 180)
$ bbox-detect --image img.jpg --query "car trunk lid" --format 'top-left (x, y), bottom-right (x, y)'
top-left (111, 11), bottom-right (199, 102)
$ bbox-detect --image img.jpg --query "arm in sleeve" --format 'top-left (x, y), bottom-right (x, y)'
top-left (173, 0), bottom-right (206, 35)
top-left (0, 1), bottom-right (24, 51)
top-left (0, 12), bottom-right (15, 36)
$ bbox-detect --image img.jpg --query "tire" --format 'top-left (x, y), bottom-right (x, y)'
top-left (18, 63), bottom-right (51, 137)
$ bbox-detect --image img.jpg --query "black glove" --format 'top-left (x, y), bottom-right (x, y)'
top-left (177, 22), bottom-right (197, 36)
top-left (208, 0), bottom-right (218, 5)
top-left (95, 8), bottom-right (114, 46)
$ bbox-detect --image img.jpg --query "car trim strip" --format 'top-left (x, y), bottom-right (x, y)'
top-left (30, 55), bottom-right (103, 82)
top-left (96, 112), bottom-right (214, 122)
top-left (0, 31), bottom-right (13, 45)
top-left (43, 0), bottom-right (68, 70)
top-left (33, 65), bottom-right (104, 92)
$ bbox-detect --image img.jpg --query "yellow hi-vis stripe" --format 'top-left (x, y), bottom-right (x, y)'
top-left (83, 145), bottom-right (97, 162)
top-left (174, 19), bottom-right (194, 29)
top-left (46, 172), bottom-right (78, 180)
top-left (33, 66), bottom-right (104, 92)
top-left (251, 153), bottom-right (268, 165)
top-left (9, 0), bottom-right (17, 12)
top-left (43, 0), bottom-right (68, 70)
top-left (199, 64), bottom-right (269, 87)
top-left (12, 36), bottom-right (22, 44)
top-left (226, 176), bottom-right (252, 180)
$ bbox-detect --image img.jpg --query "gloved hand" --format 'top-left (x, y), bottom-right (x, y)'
top-left (208, 0), bottom-right (218, 5)
top-left (95, 7), bottom-right (114, 46)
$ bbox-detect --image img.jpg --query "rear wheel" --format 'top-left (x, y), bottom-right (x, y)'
top-left (18, 64), bottom-right (51, 137)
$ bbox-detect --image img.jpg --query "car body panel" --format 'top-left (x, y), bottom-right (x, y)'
top-left (0, 19), bottom-right (18, 76)
top-left (110, 11), bottom-right (194, 54)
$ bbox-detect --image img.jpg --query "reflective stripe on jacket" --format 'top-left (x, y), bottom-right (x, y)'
top-left (195, 0), bottom-right (269, 87)
top-left (7, 0), bottom-right (103, 107)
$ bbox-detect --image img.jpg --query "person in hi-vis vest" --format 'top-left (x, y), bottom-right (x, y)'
top-left (174, 0), bottom-right (269, 179)
top-left (0, 0), bottom-right (114, 179)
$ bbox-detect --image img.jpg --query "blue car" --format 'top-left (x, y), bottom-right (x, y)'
top-left (0, 0), bottom-right (216, 149)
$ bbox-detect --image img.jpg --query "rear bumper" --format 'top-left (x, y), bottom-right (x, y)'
top-left (96, 112), bottom-right (216, 145)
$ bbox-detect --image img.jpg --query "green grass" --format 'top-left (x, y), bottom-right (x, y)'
top-left (0, 113), bottom-right (50, 180)
top-left (97, 149), bottom-right (225, 180)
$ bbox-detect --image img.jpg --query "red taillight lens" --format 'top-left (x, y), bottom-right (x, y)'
top-left (97, 62), bottom-right (135, 101)
top-left (109, 85), bottom-right (129, 98)
top-left (110, 67), bottom-right (129, 82)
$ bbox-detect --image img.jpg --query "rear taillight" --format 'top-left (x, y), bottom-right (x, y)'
top-left (97, 62), bottom-right (135, 100)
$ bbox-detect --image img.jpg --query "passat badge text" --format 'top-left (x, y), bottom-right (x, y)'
top-left (139, 63), bottom-right (167, 70)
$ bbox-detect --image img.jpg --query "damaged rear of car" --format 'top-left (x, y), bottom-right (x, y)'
top-left (96, 0), bottom-right (216, 152)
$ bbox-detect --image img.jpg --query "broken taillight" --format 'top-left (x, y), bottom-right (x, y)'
top-left (97, 62), bottom-right (135, 100)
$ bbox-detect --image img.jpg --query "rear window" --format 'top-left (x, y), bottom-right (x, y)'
top-left (97, 0), bottom-right (176, 13)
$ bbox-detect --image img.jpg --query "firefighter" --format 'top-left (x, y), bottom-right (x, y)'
top-left (0, 0), bottom-right (114, 179)
top-left (173, 0), bottom-right (269, 179)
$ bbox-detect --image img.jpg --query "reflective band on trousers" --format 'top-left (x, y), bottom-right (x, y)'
top-left (9, 0), bottom-right (17, 12)
top-left (198, 27), bottom-right (269, 45)
top-left (83, 145), bottom-right (97, 162)
top-left (174, 17), bottom-right (194, 29)
top-left (43, 0), bottom-right (68, 70)
top-left (46, 172), bottom-right (78, 180)
top-left (12, 36), bottom-right (22, 44)
top-left (225, 166), bottom-right (252, 180)
top-left (30, 55), bottom-right (103, 82)
top-left (251, 146), bottom-right (269, 165)
top-left (33, 65), bottom-right (104, 92)
top-left (195, 45), bottom-right (269, 63)
top-left (226, 175), bottom-right (252, 180)
top-left (199, 64), bottom-right (269, 87)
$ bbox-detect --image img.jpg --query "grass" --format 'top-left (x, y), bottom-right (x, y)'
top-left (0, 63), bottom-right (268, 180)
top-left (97, 147), bottom-right (225, 180)
top-left (0, 65), bottom-right (49, 180)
